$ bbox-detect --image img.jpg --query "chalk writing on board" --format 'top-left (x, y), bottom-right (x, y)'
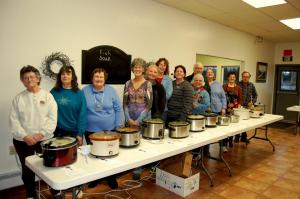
top-left (99, 50), bottom-right (112, 62)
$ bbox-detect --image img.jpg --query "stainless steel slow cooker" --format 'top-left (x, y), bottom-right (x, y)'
top-left (203, 113), bottom-right (218, 127)
top-left (168, 121), bottom-right (190, 138)
top-left (187, 115), bottom-right (206, 132)
top-left (217, 115), bottom-right (230, 126)
top-left (116, 127), bottom-right (140, 147)
top-left (142, 118), bottom-right (165, 140)
top-left (41, 137), bottom-right (78, 167)
top-left (89, 132), bottom-right (120, 157)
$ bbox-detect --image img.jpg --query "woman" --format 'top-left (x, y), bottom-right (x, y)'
top-left (51, 66), bottom-right (87, 146)
top-left (167, 65), bottom-right (193, 124)
top-left (9, 65), bottom-right (57, 199)
top-left (191, 73), bottom-right (210, 115)
top-left (205, 68), bottom-right (227, 151)
top-left (223, 72), bottom-right (242, 146)
top-left (83, 68), bottom-right (121, 189)
top-left (123, 58), bottom-right (153, 128)
top-left (146, 64), bottom-right (166, 119)
top-left (156, 58), bottom-right (173, 120)
top-left (205, 68), bottom-right (227, 115)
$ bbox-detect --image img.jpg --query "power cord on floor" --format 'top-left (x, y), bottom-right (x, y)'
top-left (64, 162), bottom-right (160, 199)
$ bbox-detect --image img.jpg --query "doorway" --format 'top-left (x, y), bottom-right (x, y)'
top-left (273, 64), bottom-right (300, 122)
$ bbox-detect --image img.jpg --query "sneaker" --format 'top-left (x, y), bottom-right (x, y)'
top-left (223, 146), bottom-right (228, 152)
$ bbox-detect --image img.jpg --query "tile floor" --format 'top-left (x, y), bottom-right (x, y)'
top-left (1, 124), bottom-right (300, 199)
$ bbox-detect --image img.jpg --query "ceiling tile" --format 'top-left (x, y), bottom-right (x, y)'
top-left (260, 4), bottom-right (300, 20)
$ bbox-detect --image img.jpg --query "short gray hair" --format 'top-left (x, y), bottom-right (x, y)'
top-left (131, 58), bottom-right (147, 72)
top-left (191, 73), bottom-right (205, 86)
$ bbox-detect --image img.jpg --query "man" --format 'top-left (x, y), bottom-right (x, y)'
top-left (236, 71), bottom-right (258, 143)
top-left (186, 62), bottom-right (204, 82)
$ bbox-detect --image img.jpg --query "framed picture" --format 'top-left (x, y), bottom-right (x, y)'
top-left (256, 62), bottom-right (268, 83)
top-left (222, 66), bottom-right (240, 84)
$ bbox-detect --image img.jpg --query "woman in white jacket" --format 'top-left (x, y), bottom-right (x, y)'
top-left (9, 65), bottom-right (57, 199)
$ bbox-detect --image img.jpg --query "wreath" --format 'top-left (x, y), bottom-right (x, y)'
top-left (41, 52), bottom-right (71, 80)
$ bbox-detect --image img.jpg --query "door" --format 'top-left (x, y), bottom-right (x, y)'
top-left (273, 64), bottom-right (300, 121)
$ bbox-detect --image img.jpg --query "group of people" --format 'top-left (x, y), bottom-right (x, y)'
top-left (9, 58), bottom-right (257, 199)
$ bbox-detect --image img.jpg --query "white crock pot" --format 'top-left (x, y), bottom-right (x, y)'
top-left (89, 132), bottom-right (120, 157)
top-left (233, 108), bottom-right (250, 120)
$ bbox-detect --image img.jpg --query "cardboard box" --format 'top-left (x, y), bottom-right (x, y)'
top-left (159, 152), bottom-right (193, 177)
top-left (156, 168), bottom-right (200, 197)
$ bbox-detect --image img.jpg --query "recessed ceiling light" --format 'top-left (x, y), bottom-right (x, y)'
top-left (280, 18), bottom-right (300, 30)
top-left (242, 0), bottom-right (286, 8)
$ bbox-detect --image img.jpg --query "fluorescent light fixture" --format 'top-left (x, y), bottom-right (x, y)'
top-left (242, 0), bottom-right (286, 8)
top-left (280, 18), bottom-right (300, 29)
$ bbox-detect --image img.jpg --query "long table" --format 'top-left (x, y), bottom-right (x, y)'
top-left (25, 114), bottom-right (283, 191)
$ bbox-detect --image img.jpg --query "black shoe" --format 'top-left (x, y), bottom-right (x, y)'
top-left (241, 137), bottom-right (249, 143)
top-left (107, 177), bottom-right (118, 189)
top-left (88, 180), bottom-right (99, 188)
top-left (234, 135), bottom-right (240, 143)
top-left (132, 173), bottom-right (141, 180)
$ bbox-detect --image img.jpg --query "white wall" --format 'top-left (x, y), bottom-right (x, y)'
top-left (0, 0), bottom-right (275, 189)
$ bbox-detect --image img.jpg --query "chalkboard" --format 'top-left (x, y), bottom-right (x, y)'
top-left (82, 45), bottom-right (131, 84)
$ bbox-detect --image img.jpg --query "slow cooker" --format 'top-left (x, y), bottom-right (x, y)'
top-left (142, 118), bottom-right (165, 140)
top-left (116, 127), bottom-right (140, 147)
top-left (187, 115), bottom-right (206, 132)
top-left (203, 113), bottom-right (218, 127)
top-left (168, 121), bottom-right (190, 138)
top-left (217, 115), bottom-right (230, 126)
top-left (89, 132), bottom-right (120, 157)
top-left (233, 108), bottom-right (250, 120)
top-left (41, 137), bottom-right (78, 167)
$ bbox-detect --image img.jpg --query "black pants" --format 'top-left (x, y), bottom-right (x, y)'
top-left (85, 131), bottom-right (118, 189)
top-left (13, 139), bottom-right (42, 198)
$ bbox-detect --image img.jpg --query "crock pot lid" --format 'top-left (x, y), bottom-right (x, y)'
top-left (116, 127), bottom-right (139, 134)
top-left (89, 132), bottom-right (120, 141)
top-left (42, 137), bottom-right (76, 147)
top-left (203, 113), bottom-right (218, 117)
top-left (143, 118), bottom-right (164, 124)
top-left (187, 115), bottom-right (205, 119)
top-left (169, 121), bottom-right (189, 126)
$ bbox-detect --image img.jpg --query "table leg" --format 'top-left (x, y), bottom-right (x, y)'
top-left (248, 125), bottom-right (275, 152)
top-left (200, 147), bottom-right (214, 187)
top-left (208, 141), bottom-right (232, 176)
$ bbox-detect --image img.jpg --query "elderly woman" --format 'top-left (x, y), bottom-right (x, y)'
top-left (9, 65), bottom-right (57, 198)
top-left (50, 66), bottom-right (87, 146)
top-left (156, 58), bottom-right (173, 120)
top-left (83, 68), bottom-right (121, 189)
top-left (205, 68), bottom-right (227, 151)
top-left (205, 68), bottom-right (227, 115)
top-left (167, 65), bottom-right (193, 124)
top-left (146, 63), bottom-right (166, 119)
top-left (123, 58), bottom-right (153, 128)
top-left (191, 73), bottom-right (210, 115)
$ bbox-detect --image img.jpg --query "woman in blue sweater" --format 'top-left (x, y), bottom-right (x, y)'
top-left (51, 65), bottom-right (87, 146)
top-left (83, 68), bottom-right (121, 189)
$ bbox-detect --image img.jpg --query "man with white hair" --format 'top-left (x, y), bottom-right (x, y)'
top-left (186, 62), bottom-right (204, 82)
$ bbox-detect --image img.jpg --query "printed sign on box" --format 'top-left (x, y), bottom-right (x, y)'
top-left (156, 168), bottom-right (199, 197)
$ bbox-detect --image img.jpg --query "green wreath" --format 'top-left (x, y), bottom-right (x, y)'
top-left (41, 52), bottom-right (71, 80)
